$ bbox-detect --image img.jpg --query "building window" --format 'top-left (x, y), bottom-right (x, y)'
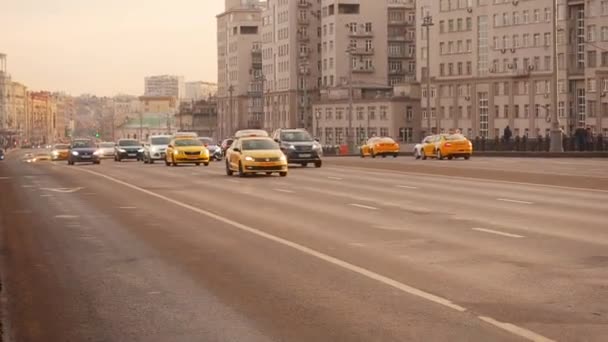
top-left (588, 25), bottom-right (596, 42)
top-left (479, 92), bottom-right (489, 137)
top-left (588, 51), bottom-right (597, 68)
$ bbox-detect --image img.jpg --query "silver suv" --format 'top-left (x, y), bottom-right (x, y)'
top-left (143, 135), bottom-right (172, 164)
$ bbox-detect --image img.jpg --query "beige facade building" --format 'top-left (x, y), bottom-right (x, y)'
top-left (313, 84), bottom-right (421, 145)
top-left (417, 0), bottom-right (608, 139)
top-left (144, 75), bottom-right (185, 99)
top-left (28, 92), bottom-right (56, 145)
top-left (217, 0), bottom-right (265, 139)
top-left (52, 93), bottom-right (75, 142)
top-left (260, 0), bottom-right (322, 132)
top-left (184, 81), bottom-right (218, 101)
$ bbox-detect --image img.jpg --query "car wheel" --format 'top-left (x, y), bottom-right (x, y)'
top-left (464, 155), bottom-right (471, 160)
top-left (195, 162), bottom-right (200, 166)
top-left (436, 149), bottom-right (444, 160)
top-left (314, 161), bottom-right (322, 168)
top-left (171, 157), bottom-right (177, 167)
top-left (422, 152), bottom-right (427, 160)
top-left (225, 161), bottom-right (234, 176)
top-left (448, 156), bottom-right (453, 160)
top-left (93, 161), bottom-right (100, 165)
top-left (371, 150), bottom-right (376, 158)
top-left (144, 156), bottom-right (149, 164)
top-left (393, 153), bottom-right (398, 158)
top-left (414, 150), bottom-right (420, 159)
top-left (360, 149), bottom-right (365, 158)
top-left (203, 162), bottom-right (209, 167)
top-left (238, 162), bottom-right (246, 177)
top-left (279, 172), bottom-right (288, 177)
top-left (150, 159), bottom-right (155, 164)
top-left (165, 159), bottom-right (170, 166)
top-left (266, 172), bottom-right (272, 176)
top-left (301, 162), bottom-right (307, 167)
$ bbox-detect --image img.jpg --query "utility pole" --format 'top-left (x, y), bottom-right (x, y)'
top-left (228, 85), bottom-right (234, 137)
top-left (347, 46), bottom-right (355, 153)
top-left (549, 0), bottom-right (563, 152)
top-left (422, 15), bottom-right (434, 135)
top-left (138, 112), bottom-right (142, 140)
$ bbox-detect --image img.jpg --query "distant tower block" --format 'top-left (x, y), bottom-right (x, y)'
top-left (0, 53), bottom-right (6, 73)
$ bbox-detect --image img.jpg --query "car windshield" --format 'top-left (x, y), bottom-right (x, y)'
top-left (241, 139), bottom-right (279, 151)
top-left (54, 144), bottom-right (70, 149)
top-left (72, 140), bottom-right (95, 148)
top-left (236, 130), bottom-right (268, 138)
top-left (99, 143), bottom-right (115, 148)
top-left (445, 134), bottom-right (466, 141)
top-left (378, 138), bottom-right (395, 144)
top-left (199, 138), bottom-right (214, 145)
top-left (118, 140), bottom-right (139, 146)
top-left (281, 131), bottom-right (312, 142)
top-left (175, 139), bottom-right (202, 147)
top-left (151, 137), bottom-right (171, 145)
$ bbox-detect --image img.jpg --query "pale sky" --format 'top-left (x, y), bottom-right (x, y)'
top-left (0, 0), bottom-right (224, 96)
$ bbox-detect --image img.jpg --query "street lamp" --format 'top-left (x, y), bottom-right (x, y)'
top-left (549, 0), bottom-right (564, 152)
top-left (346, 45), bottom-right (356, 153)
top-left (315, 110), bottom-right (321, 141)
top-left (421, 15), bottom-right (434, 135)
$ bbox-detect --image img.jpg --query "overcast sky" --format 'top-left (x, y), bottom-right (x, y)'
top-left (0, 0), bottom-right (223, 96)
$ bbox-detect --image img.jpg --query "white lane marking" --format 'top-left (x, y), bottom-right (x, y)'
top-left (349, 203), bottom-right (378, 210)
top-left (148, 291), bottom-right (162, 295)
top-left (273, 189), bottom-right (294, 194)
top-left (227, 179), bottom-right (241, 184)
top-left (40, 187), bottom-right (84, 193)
top-left (0, 177), bottom-right (11, 180)
top-left (397, 185), bottom-right (418, 189)
top-left (68, 166), bottom-right (554, 342)
top-left (119, 206), bottom-right (137, 209)
top-left (327, 165), bottom-right (608, 194)
top-left (472, 228), bottom-right (524, 239)
top-left (21, 185), bottom-right (34, 188)
top-left (497, 198), bottom-right (534, 205)
top-left (54, 215), bottom-right (79, 219)
top-left (327, 176), bottom-right (343, 180)
top-left (478, 316), bottom-right (554, 342)
top-left (40, 194), bottom-right (54, 198)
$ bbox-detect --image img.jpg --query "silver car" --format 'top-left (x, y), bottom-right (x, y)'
top-left (97, 142), bottom-right (116, 159)
top-left (143, 135), bottom-right (172, 164)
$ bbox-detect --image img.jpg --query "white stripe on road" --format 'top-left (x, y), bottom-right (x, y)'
top-left (273, 189), bottom-right (294, 194)
top-left (349, 203), bottom-right (378, 210)
top-left (227, 179), bottom-right (241, 184)
top-left (327, 176), bottom-right (343, 180)
top-left (67, 166), bottom-right (554, 342)
top-left (497, 198), bottom-right (534, 205)
top-left (472, 228), bottom-right (524, 239)
top-left (0, 177), bottom-right (11, 180)
top-left (119, 206), bottom-right (137, 209)
top-left (54, 215), bottom-right (79, 219)
top-left (397, 185), bottom-right (418, 189)
top-left (21, 185), bottom-right (34, 188)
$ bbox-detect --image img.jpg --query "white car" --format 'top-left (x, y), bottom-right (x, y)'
top-left (143, 135), bottom-right (172, 164)
top-left (413, 136), bottom-right (433, 159)
top-left (97, 142), bottom-right (116, 159)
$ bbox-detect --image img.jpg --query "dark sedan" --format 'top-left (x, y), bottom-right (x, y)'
top-left (68, 139), bottom-right (101, 165)
top-left (0, 149), bottom-right (4, 161)
top-left (114, 139), bottom-right (143, 162)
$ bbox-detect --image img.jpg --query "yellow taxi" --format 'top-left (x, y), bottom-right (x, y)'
top-left (51, 143), bottom-right (70, 161)
top-left (360, 137), bottom-right (400, 158)
top-left (225, 136), bottom-right (288, 177)
top-left (165, 137), bottom-right (210, 166)
top-left (421, 133), bottom-right (473, 160)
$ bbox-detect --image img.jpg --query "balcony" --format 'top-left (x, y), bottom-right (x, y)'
top-left (351, 47), bottom-right (375, 55)
top-left (388, 35), bottom-right (414, 42)
top-left (389, 69), bottom-right (405, 75)
top-left (353, 66), bottom-right (375, 73)
top-left (388, 52), bottom-right (414, 59)
top-left (297, 0), bottom-right (311, 8)
top-left (298, 18), bottom-right (310, 25)
top-left (349, 30), bottom-right (374, 38)
top-left (297, 35), bottom-right (310, 42)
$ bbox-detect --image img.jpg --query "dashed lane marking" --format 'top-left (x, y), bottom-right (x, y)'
top-left (472, 228), bottom-right (524, 239)
top-left (67, 166), bottom-right (555, 342)
top-left (273, 189), bottom-right (294, 194)
top-left (348, 203), bottom-right (378, 210)
top-left (497, 198), bottom-right (534, 205)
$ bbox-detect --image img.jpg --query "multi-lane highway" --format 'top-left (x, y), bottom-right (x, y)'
top-left (1, 152), bottom-right (607, 341)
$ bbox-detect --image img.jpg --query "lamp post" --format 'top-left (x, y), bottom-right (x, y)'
top-left (346, 46), bottom-right (355, 153)
top-left (422, 15), bottom-right (434, 135)
top-left (549, 0), bottom-right (563, 152)
top-left (315, 110), bottom-right (320, 141)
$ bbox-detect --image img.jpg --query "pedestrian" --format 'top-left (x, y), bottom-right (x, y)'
top-left (503, 125), bottom-right (512, 142)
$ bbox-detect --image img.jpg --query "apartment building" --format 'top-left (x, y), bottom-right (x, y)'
top-left (144, 75), bottom-right (185, 99)
top-left (417, 0), bottom-right (608, 139)
top-left (260, 0), bottom-right (322, 132)
top-left (217, 0), bottom-right (264, 139)
top-left (388, 0), bottom-right (417, 86)
top-left (184, 81), bottom-right (218, 101)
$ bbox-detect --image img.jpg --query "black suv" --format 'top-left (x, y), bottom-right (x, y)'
top-left (114, 139), bottom-right (143, 162)
top-left (272, 128), bottom-right (322, 168)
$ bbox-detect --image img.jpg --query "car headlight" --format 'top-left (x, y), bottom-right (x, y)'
top-left (313, 143), bottom-right (322, 151)
top-left (94, 150), bottom-right (102, 155)
top-left (52, 151), bottom-right (59, 156)
top-left (71, 151), bottom-right (79, 156)
top-left (138, 148), bottom-right (144, 153)
top-left (244, 156), bottom-right (254, 162)
top-left (118, 148), bottom-right (126, 153)
top-left (173, 150), bottom-right (180, 155)
top-left (279, 155), bottom-right (287, 162)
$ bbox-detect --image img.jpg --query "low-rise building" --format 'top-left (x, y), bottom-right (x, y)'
top-left (175, 98), bottom-right (218, 139)
top-left (313, 84), bottom-right (421, 146)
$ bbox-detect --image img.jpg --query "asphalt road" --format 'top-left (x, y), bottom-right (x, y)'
top-left (1, 152), bottom-right (607, 342)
